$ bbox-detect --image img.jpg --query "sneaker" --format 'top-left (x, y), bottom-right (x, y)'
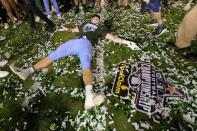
top-left (9, 65), bottom-right (31, 80)
top-left (0, 71), bottom-right (9, 78)
top-left (57, 14), bottom-right (62, 19)
top-left (0, 36), bottom-right (6, 41)
top-left (85, 93), bottom-right (105, 109)
top-left (183, 3), bottom-right (191, 11)
top-left (127, 41), bottom-right (141, 50)
top-left (183, 112), bottom-right (196, 125)
top-left (35, 16), bottom-right (40, 22)
top-left (47, 15), bottom-right (52, 19)
top-left (0, 60), bottom-right (8, 67)
top-left (183, 52), bottom-right (197, 61)
top-left (152, 25), bottom-right (167, 36)
top-left (13, 23), bottom-right (17, 29)
top-left (145, 20), bottom-right (159, 27)
top-left (4, 23), bottom-right (9, 29)
top-left (16, 20), bottom-right (22, 26)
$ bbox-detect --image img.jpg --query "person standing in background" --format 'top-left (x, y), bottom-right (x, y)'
top-left (143, 0), bottom-right (167, 36)
top-left (42, 0), bottom-right (62, 19)
top-left (23, 0), bottom-right (55, 32)
top-left (0, 3), bottom-right (9, 29)
top-left (0, 0), bottom-right (22, 28)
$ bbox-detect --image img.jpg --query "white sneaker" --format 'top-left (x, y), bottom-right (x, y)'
top-left (85, 93), bottom-right (105, 109)
top-left (35, 16), bottom-right (40, 22)
top-left (16, 20), bottom-right (22, 26)
top-left (4, 23), bottom-right (9, 29)
top-left (129, 41), bottom-right (141, 50)
top-left (0, 60), bottom-right (8, 67)
top-left (0, 71), bottom-right (9, 78)
top-left (57, 14), bottom-right (62, 19)
top-left (13, 23), bottom-right (17, 29)
top-left (0, 36), bottom-right (6, 41)
top-left (183, 112), bottom-right (196, 125)
top-left (9, 65), bottom-right (30, 80)
top-left (47, 15), bottom-right (52, 19)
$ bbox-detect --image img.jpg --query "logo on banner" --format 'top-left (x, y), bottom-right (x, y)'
top-left (112, 63), bottom-right (188, 117)
top-left (112, 63), bottom-right (131, 98)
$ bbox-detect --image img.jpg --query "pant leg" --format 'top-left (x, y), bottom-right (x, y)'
top-left (0, 4), bottom-right (8, 23)
top-left (35, 0), bottom-right (44, 12)
top-left (48, 38), bottom-right (92, 69)
top-left (140, 0), bottom-right (147, 14)
top-left (23, 2), bottom-right (36, 28)
top-left (7, 0), bottom-right (20, 20)
top-left (43, 0), bottom-right (50, 15)
top-left (176, 5), bottom-right (197, 48)
top-left (24, 0), bottom-right (54, 25)
top-left (1, 0), bottom-right (16, 22)
top-left (50, 0), bottom-right (60, 15)
top-left (146, 0), bottom-right (161, 12)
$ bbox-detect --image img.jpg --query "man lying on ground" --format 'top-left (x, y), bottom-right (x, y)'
top-left (10, 14), bottom-right (140, 110)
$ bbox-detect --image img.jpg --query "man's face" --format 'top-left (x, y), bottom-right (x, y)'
top-left (91, 17), bottom-right (100, 24)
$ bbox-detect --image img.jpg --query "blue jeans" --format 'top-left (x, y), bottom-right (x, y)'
top-left (43, 0), bottom-right (61, 16)
top-left (146, 0), bottom-right (161, 12)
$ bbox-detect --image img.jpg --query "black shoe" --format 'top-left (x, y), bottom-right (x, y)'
top-left (183, 52), bottom-right (197, 61)
top-left (152, 25), bottom-right (167, 36)
top-left (166, 41), bottom-right (177, 48)
top-left (74, 6), bottom-right (79, 14)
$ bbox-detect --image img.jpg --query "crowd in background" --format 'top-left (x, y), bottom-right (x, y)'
top-left (0, 0), bottom-right (194, 31)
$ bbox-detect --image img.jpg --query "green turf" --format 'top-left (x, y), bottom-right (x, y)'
top-left (0, 2), bottom-right (197, 131)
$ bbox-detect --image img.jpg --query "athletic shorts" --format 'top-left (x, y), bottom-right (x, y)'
top-left (146, 0), bottom-right (161, 12)
top-left (48, 38), bottom-right (93, 69)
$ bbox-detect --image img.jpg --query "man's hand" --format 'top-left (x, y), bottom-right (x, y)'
top-left (143, 0), bottom-right (150, 4)
top-left (183, 3), bottom-right (191, 11)
top-left (122, 40), bottom-right (141, 50)
top-left (58, 25), bottom-right (69, 32)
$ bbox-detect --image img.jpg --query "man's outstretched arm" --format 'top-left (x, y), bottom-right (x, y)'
top-left (58, 26), bottom-right (79, 33)
top-left (105, 33), bottom-right (141, 50)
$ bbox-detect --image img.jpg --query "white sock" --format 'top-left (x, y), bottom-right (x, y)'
top-left (26, 67), bottom-right (35, 74)
top-left (85, 85), bottom-right (93, 96)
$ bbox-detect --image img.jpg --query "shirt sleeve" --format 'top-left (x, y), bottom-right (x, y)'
top-left (78, 22), bottom-right (87, 33)
top-left (99, 25), bottom-right (109, 39)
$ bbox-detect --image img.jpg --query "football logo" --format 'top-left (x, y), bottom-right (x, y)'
top-left (112, 63), bottom-right (188, 119)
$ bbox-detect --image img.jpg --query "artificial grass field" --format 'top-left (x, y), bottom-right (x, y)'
top-left (0, 2), bottom-right (197, 130)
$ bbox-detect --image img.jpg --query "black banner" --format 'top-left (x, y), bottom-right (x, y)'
top-left (112, 63), bottom-right (131, 98)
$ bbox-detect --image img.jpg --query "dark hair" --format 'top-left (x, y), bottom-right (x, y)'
top-left (92, 14), bottom-right (100, 20)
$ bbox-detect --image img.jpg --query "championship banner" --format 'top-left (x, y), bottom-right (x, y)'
top-left (112, 63), bottom-right (188, 117)
top-left (112, 63), bottom-right (132, 99)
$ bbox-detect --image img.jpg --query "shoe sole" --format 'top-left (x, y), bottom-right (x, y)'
top-left (0, 71), bottom-right (9, 78)
top-left (0, 37), bottom-right (6, 41)
top-left (145, 23), bottom-right (159, 27)
top-left (9, 65), bottom-right (27, 80)
top-left (0, 60), bottom-right (8, 67)
top-left (157, 28), bottom-right (167, 36)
